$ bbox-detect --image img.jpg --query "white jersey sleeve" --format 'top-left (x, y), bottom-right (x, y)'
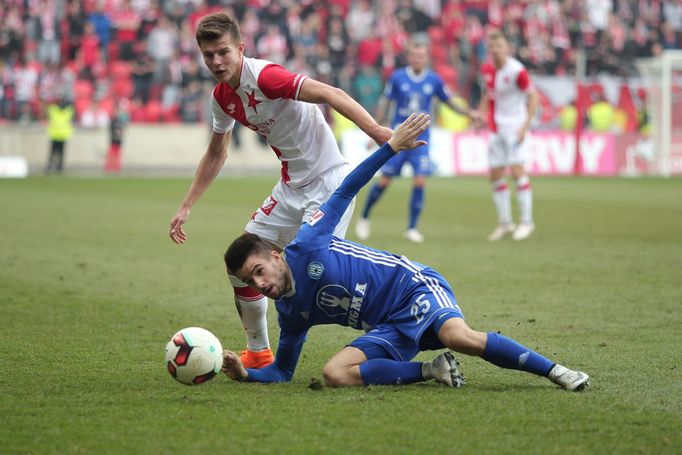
top-left (211, 94), bottom-right (236, 134)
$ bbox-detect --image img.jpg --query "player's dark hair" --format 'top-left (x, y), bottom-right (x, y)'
top-left (196, 13), bottom-right (241, 45)
top-left (487, 28), bottom-right (508, 42)
top-left (224, 233), bottom-right (273, 275)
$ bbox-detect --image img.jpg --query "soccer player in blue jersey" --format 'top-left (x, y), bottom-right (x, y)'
top-left (355, 41), bottom-right (480, 243)
top-left (221, 114), bottom-right (589, 391)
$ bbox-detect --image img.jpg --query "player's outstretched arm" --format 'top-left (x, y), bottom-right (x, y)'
top-left (327, 113), bottom-right (431, 213)
top-left (291, 114), bottom-right (431, 248)
top-left (222, 329), bottom-right (307, 383)
top-left (297, 78), bottom-right (393, 146)
top-left (169, 131), bottom-right (231, 244)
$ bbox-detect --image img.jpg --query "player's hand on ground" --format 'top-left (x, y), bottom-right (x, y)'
top-left (221, 350), bottom-right (248, 381)
top-left (388, 113), bottom-right (431, 152)
top-left (169, 207), bottom-right (190, 244)
top-left (371, 125), bottom-right (394, 146)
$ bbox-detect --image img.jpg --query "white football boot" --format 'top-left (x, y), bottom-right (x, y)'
top-left (512, 222), bottom-right (535, 241)
top-left (404, 228), bottom-right (425, 243)
top-left (355, 218), bottom-right (371, 240)
top-left (548, 364), bottom-right (590, 391)
top-left (423, 352), bottom-right (466, 388)
top-left (488, 223), bottom-right (515, 241)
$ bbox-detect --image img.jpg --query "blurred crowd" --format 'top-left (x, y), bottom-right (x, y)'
top-left (0, 0), bottom-right (680, 125)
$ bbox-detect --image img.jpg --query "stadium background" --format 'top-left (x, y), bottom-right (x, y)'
top-left (1, 0), bottom-right (681, 176)
top-left (2, 1), bottom-right (682, 454)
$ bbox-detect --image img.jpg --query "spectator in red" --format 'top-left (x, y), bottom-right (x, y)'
top-left (79, 22), bottom-right (100, 79)
top-left (104, 101), bottom-right (126, 173)
top-left (110, 0), bottom-right (141, 61)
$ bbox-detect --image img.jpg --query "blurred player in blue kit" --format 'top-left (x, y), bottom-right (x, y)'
top-left (355, 40), bottom-right (480, 243)
top-left (221, 113), bottom-right (589, 391)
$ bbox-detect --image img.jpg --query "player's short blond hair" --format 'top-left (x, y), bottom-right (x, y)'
top-left (196, 13), bottom-right (241, 45)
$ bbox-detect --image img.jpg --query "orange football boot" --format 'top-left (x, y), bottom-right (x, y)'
top-left (239, 348), bottom-right (274, 369)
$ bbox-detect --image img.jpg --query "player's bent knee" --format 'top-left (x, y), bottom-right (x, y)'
top-left (322, 362), bottom-right (357, 387)
top-left (439, 319), bottom-right (487, 356)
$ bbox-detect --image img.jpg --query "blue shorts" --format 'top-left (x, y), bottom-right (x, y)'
top-left (349, 272), bottom-right (464, 362)
top-left (380, 144), bottom-right (432, 177)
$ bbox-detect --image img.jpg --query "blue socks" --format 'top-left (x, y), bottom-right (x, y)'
top-left (362, 183), bottom-right (425, 231)
top-left (362, 183), bottom-right (386, 219)
top-left (481, 332), bottom-right (555, 377)
top-left (409, 186), bottom-right (424, 229)
top-left (359, 359), bottom-right (424, 385)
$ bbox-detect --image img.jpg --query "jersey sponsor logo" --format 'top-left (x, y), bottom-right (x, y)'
top-left (347, 283), bottom-right (367, 328)
top-left (316, 284), bottom-right (351, 319)
top-left (259, 195), bottom-right (278, 216)
top-left (307, 261), bottom-right (324, 279)
top-left (246, 118), bottom-right (276, 136)
top-left (308, 210), bottom-right (324, 226)
top-left (316, 283), bottom-right (367, 328)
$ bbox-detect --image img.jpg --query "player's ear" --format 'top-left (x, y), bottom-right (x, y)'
top-left (238, 41), bottom-right (245, 55)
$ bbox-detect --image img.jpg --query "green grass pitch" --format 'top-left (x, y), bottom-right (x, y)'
top-left (1, 176), bottom-right (681, 454)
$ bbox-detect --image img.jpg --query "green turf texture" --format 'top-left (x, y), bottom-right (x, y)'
top-left (1, 176), bottom-right (680, 454)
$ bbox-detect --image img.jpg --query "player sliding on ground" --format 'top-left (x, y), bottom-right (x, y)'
top-left (221, 114), bottom-right (590, 391)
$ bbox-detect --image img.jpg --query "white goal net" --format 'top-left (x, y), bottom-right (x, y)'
top-left (636, 50), bottom-right (682, 176)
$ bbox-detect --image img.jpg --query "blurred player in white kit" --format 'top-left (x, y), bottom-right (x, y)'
top-left (169, 13), bottom-right (391, 368)
top-left (478, 30), bottom-right (538, 241)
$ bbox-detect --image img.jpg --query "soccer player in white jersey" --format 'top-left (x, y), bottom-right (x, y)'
top-left (478, 30), bottom-right (538, 241)
top-left (168, 13), bottom-right (392, 369)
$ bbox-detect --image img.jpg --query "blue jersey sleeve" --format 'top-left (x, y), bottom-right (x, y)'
top-left (383, 72), bottom-right (398, 100)
top-left (245, 326), bottom-right (307, 383)
top-left (435, 75), bottom-right (451, 102)
top-left (291, 143), bottom-right (397, 252)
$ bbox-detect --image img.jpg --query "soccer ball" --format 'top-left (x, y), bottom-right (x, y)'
top-left (165, 327), bottom-right (223, 386)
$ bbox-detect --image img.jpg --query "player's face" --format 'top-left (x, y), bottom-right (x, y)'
top-left (408, 46), bottom-right (429, 73)
top-left (236, 251), bottom-right (291, 300)
top-left (199, 34), bottom-right (245, 86)
top-left (489, 37), bottom-right (508, 67)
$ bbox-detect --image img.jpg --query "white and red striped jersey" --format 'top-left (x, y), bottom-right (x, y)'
top-left (211, 57), bottom-right (345, 188)
top-left (481, 57), bottom-right (533, 133)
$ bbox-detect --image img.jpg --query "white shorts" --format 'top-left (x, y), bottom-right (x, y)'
top-left (489, 131), bottom-right (528, 168)
top-left (245, 165), bottom-right (354, 249)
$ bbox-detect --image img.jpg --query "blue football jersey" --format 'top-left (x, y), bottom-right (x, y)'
top-left (384, 67), bottom-right (450, 140)
top-left (277, 208), bottom-right (433, 336)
